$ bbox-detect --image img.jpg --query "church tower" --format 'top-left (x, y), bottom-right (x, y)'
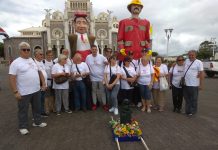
top-left (64, 0), bottom-right (94, 51)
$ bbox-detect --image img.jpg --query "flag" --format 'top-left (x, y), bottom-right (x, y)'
top-left (0, 27), bottom-right (9, 38)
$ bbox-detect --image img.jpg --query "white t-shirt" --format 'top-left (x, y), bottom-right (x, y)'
top-left (43, 59), bottom-right (54, 87)
top-left (169, 64), bottom-right (184, 88)
top-left (9, 57), bottom-right (40, 96)
top-left (85, 54), bottom-right (107, 81)
top-left (137, 63), bottom-right (154, 85)
top-left (152, 64), bottom-right (169, 89)
top-left (104, 65), bottom-right (121, 85)
top-left (52, 63), bottom-right (70, 89)
top-left (34, 59), bottom-right (48, 87)
top-left (71, 62), bottom-right (90, 81)
top-left (184, 59), bottom-right (203, 86)
top-left (120, 66), bottom-right (137, 89)
top-left (75, 32), bottom-right (98, 51)
top-left (54, 57), bottom-right (73, 71)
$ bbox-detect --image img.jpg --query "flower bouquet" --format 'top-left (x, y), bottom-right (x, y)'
top-left (109, 117), bottom-right (142, 142)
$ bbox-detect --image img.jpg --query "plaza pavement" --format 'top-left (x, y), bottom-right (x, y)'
top-left (0, 65), bottom-right (218, 150)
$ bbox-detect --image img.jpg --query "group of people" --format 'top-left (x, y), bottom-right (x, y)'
top-left (8, 0), bottom-right (204, 136)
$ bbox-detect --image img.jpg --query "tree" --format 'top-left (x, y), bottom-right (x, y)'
top-left (0, 42), bottom-right (4, 57)
top-left (197, 40), bottom-right (213, 60)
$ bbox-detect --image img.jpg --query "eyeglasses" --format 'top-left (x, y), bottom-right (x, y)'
top-left (177, 59), bottom-right (184, 61)
top-left (21, 49), bottom-right (30, 52)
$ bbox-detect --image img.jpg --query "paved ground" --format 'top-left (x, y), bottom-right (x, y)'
top-left (0, 66), bottom-right (218, 150)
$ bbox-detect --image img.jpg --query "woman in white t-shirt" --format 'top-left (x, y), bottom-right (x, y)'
top-left (104, 55), bottom-right (121, 115)
top-left (52, 54), bottom-right (71, 115)
top-left (152, 56), bottom-right (169, 112)
top-left (137, 56), bottom-right (154, 113)
top-left (120, 56), bottom-right (137, 105)
top-left (169, 56), bottom-right (184, 113)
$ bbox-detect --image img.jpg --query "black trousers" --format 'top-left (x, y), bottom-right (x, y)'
top-left (172, 85), bottom-right (183, 110)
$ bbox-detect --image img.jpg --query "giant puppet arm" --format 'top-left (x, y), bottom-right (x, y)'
top-left (117, 20), bottom-right (127, 56)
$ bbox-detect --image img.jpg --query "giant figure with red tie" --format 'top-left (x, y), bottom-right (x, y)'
top-left (68, 12), bottom-right (98, 62)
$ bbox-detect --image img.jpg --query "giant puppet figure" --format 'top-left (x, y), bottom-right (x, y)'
top-left (68, 12), bottom-right (98, 62)
top-left (117, 0), bottom-right (152, 60)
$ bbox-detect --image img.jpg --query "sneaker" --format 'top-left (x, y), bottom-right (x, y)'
top-left (65, 110), bottom-right (72, 114)
top-left (147, 108), bottom-right (151, 113)
top-left (19, 129), bottom-right (29, 135)
top-left (41, 113), bottom-right (49, 117)
top-left (32, 122), bottom-right (47, 127)
top-left (114, 108), bottom-right (119, 115)
top-left (137, 102), bottom-right (142, 108)
top-left (92, 104), bottom-right (97, 110)
top-left (109, 107), bottom-right (115, 112)
top-left (56, 112), bottom-right (61, 116)
top-left (103, 105), bottom-right (109, 111)
top-left (188, 113), bottom-right (193, 116)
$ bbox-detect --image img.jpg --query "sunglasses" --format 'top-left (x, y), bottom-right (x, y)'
top-left (21, 48), bottom-right (30, 52)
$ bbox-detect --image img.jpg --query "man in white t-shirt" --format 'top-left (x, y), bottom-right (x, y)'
top-left (183, 50), bottom-right (204, 116)
top-left (86, 45), bottom-right (108, 111)
top-left (33, 49), bottom-right (48, 117)
top-left (9, 42), bottom-right (47, 135)
top-left (43, 50), bottom-right (56, 114)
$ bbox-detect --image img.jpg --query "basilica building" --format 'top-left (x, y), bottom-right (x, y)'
top-left (3, 0), bottom-right (119, 59)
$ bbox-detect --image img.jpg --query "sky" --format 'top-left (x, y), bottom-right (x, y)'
top-left (0, 0), bottom-right (218, 56)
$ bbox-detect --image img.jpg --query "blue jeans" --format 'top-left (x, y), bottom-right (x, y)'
top-left (106, 84), bottom-right (120, 108)
top-left (18, 91), bottom-right (42, 129)
top-left (183, 86), bottom-right (199, 114)
top-left (139, 84), bottom-right (152, 100)
top-left (73, 81), bottom-right (86, 109)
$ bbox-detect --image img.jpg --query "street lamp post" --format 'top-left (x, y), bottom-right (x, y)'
top-left (164, 28), bottom-right (173, 59)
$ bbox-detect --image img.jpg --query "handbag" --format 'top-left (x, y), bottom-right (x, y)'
top-left (123, 66), bottom-right (136, 87)
top-left (179, 60), bottom-right (195, 87)
top-left (54, 75), bottom-right (69, 84)
top-left (159, 76), bottom-right (169, 91)
top-left (109, 74), bottom-right (117, 84)
top-left (108, 65), bottom-right (117, 84)
top-left (75, 64), bottom-right (91, 87)
top-left (179, 77), bottom-right (185, 87)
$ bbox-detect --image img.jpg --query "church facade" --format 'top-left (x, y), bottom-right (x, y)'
top-left (3, 0), bottom-right (118, 60)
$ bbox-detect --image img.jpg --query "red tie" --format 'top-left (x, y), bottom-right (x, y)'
top-left (81, 34), bottom-right (84, 42)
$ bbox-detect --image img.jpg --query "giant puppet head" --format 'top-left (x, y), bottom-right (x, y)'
top-left (127, 0), bottom-right (143, 15)
top-left (73, 12), bottom-right (88, 34)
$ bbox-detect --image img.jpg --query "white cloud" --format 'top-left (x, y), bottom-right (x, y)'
top-left (0, 0), bottom-right (218, 56)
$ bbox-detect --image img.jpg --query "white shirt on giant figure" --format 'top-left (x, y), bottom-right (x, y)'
top-left (184, 59), bottom-right (203, 86)
top-left (9, 57), bottom-right (40, 96)
top-left (85, 54), bottom-right (108, 82)
top-left (75, 32), bottom-right (98, 51)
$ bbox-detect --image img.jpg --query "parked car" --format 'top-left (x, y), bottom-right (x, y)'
top-left (203, 60), bottom-right (218, 77)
